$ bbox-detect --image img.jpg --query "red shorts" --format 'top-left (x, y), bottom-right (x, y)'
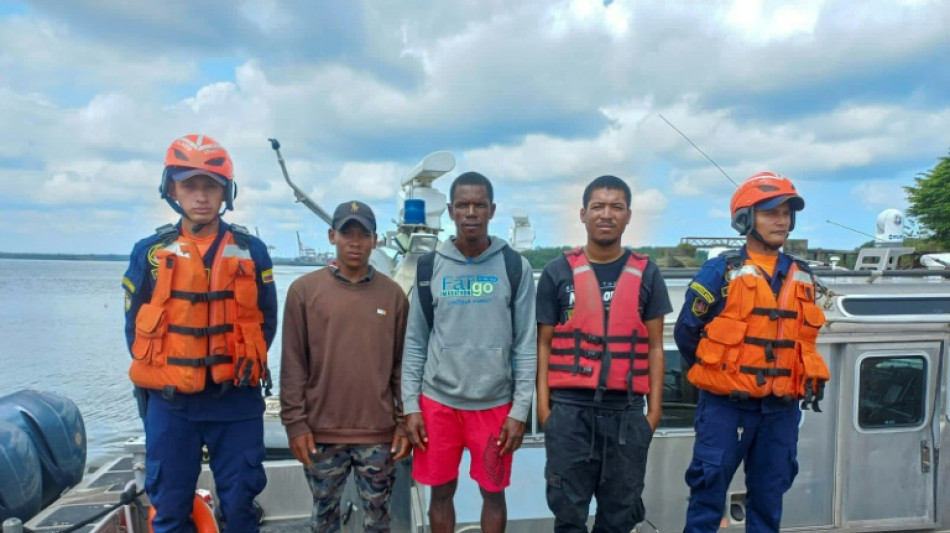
top-left (411, 395), bottom-right (513, 492)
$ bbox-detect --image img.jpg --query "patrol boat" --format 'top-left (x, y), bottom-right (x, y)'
top-left (12, 145), bottom-right (950, 533)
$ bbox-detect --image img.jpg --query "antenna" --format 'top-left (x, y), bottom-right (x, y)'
top-left (826, 219), bottom-right (884, 242)
top-left (268, 138), bottom-right (333, 226)
top-left (658, 113), bottom-right (738, 187)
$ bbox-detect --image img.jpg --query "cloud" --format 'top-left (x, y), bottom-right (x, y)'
top-left (851, 181), bottom-right (910, 211)
top-left (2, 1), bottom-right (949, 254)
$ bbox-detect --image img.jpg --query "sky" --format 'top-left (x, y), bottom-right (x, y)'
top-left (1, 0), bottom-right (948, 257)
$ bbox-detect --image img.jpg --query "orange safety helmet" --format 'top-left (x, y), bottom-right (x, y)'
top-left (159, 134), bottom-right (237, 214)
top-left (730, 171), bottom-right (804, 235)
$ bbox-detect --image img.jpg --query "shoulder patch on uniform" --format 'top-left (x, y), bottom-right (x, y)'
top-left (721, 285), bottom-right (729, 298)
top-left (122, 276), bottom-right (135, 294)
top-left (691, 297), bottom-right (709, 317)
top-left (261, 268), bottom-right (274, 284)
top-left (147, 243), bottom-right (163, 267)
top-left (689, 281), bottom-right (715, 303)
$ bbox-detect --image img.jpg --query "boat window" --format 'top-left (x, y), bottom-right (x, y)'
top-left (858, 356), bottom-right (926, 429)
top-left (660, 348), bottom-right (699, 429)
top-left (840, 295), bottom-right (950, 316)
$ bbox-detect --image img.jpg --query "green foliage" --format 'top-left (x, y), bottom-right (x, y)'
top-left (518, 244), bottom-right (708, 269)
top-left (520, 246), bottom-right (573, 269)
top-left (905, 151), bottom-right (950, 249)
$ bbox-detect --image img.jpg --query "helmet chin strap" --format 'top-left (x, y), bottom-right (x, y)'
top-left (188, 215), bottom-right (221, 235)
top-left (750, 229), bottom-right (783, 251)
top-left (180, 209), bottom-right (223, 235)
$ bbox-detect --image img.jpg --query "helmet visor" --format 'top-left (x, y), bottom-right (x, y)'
top-left (756, 194), bottom-right (804, 211)
top-left (169, 167), bottom-right (228, 187)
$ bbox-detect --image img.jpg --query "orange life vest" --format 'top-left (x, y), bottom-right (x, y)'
top-left (549, 249), bottom-right (651, 400)
top-left (129, 229), bottom-right (268, 394)
top-left (687, 258), bottom-right (830, 404)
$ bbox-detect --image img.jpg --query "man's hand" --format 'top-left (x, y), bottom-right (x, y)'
top-left (497, 417), bottom-right (526, 455)
top-left (391, 435), bottom-right (412, 460)
top-left (289, 433), bottom-right (316, 466)
top-left (405, 413), bottom-right (428, 452)
top-left (537, 403), bottom-right (551, 429)
top-left (646, 409), bottom-right (661, 432)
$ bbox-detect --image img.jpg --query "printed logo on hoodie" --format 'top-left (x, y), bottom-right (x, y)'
top-left (441, 275), bottom-right (499, 298)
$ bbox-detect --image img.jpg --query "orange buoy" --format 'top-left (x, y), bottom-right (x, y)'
top-left (148, 492), bottom-right (219, 533)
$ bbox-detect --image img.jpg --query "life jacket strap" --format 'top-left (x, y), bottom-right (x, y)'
top-left (739, 365), bottom-right (792, 387)
top-left (625, 331), bottom-right (640, 403)
top-left (167, 354), bottom-right (233, 367)
top-left (550, 348), bottom-right (647, 360)
top-left (168, 324), bottom-right (234, 338)
top-left (548, 363), bottom-right (593, 376)
top-left (744, 337), bottom-right (796, 363)
top-left (552, 331), bottom-right (648, 345)
top-left (170, 290), bottom-right (235, 303)
top-left (215, 380), bottom-right (233, 397)
top-left (155, 224), bottom-right (179, 246)
top-left (553, 330), bottom-right (604, 344)
top-left (263, 367), bottom-right (273, 396)
top-left (750, 307), bottom-right (798, 321)
top-left (162, 385), bottom-right (176, 401)
top-left (744, 337), bottom-right (796, 348)
top-left (801, 377), bottom-right (825, 412)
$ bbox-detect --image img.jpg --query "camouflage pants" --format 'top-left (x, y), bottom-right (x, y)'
top-left (304, 443), bottom-right (395, 533)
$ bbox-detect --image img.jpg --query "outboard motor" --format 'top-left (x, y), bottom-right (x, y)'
top-left (0, 390), bottom-right (86, 522)
top-left (0, 420), bottom-right (43, 522)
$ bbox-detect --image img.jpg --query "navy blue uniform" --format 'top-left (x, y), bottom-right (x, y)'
top-left (673, 247), bottom-right (802, 533)
top-left (123, 220), bottom-right (278, 533)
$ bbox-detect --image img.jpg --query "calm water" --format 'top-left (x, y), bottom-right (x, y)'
top-left (0, 258), bottom-right (314, 467)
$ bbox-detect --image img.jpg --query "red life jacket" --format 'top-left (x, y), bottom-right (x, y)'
top-left (129, 229), bottom-right (268, 394)
top-left (549, 248), bottom-right (651, 400)
top-left (687, 258), bottom-right (830, 404)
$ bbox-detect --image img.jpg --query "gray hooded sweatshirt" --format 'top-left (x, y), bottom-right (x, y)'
top-left (402, 236), bottom-right (537, 422)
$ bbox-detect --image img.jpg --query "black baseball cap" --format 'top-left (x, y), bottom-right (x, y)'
top-left (332, 200), bottom-right (376, 232)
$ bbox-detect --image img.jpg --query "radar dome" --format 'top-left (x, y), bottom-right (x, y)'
top-left (875, 209), bottom-right (904, 247)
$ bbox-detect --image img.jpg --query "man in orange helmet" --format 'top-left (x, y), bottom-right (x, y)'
top-left (122, 135), bottom-right (278, 533)
top-left (674, 172), bottom-right (830, 532)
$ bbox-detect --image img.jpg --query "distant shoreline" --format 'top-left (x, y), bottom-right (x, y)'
top-left (0, 252), bottom-right (128, 262)
top-left (0, 252), bottom-right (324, 266)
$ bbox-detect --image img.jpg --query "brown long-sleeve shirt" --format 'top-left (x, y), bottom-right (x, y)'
top-left (279, 267), bottom-right (409, 444)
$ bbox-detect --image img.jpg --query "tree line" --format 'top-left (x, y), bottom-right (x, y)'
top-left (905, 149), bottom-right (950, 251)
top-left (517, 147), bottom-right (950, 268)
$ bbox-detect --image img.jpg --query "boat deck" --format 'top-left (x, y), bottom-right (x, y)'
top-left (24, 454), bottom-right (315, 533)
top-left (25, 438), bottom-right (554, 533)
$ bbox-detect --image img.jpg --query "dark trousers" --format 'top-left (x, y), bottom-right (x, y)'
top-left (145, 401), bottom-right (267, 533)
top-left (683, 393), bottom-right (801, 533)
top-left (544, 401), bottom-right (653, 533)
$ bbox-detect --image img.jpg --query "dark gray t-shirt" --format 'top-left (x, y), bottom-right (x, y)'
top-left (536, 249), bottom-right (672, 406)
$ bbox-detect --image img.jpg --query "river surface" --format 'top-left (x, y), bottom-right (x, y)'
top-left (0, 258), bottom-right (314, 467)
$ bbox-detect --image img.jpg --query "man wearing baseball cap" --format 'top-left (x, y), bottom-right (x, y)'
top-left (280, 200), bottom-right (410, 532)
top-left (331, 200), bottom-right (377, 234)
